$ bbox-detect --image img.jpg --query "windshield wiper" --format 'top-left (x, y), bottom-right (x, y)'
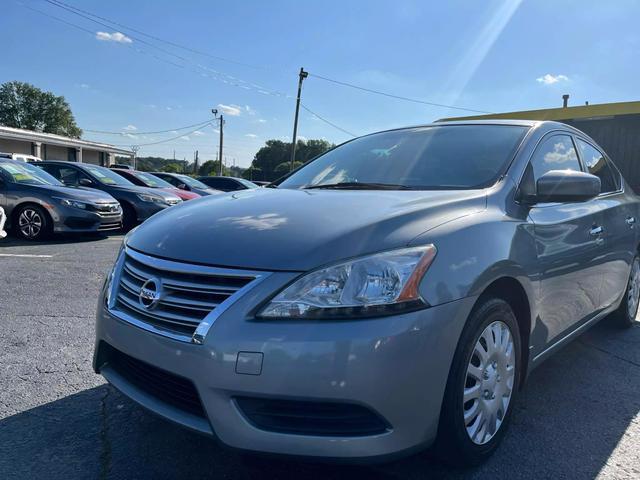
top-left (304, 182), bottom-right (413, 190)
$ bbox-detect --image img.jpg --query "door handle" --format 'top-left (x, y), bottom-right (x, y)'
top-left (590, 226), bottom-right (604, 236)
top-left (626, 216), bottom-right (636, 226)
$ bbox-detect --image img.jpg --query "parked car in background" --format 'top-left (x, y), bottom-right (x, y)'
top-left (36, 161), bottom-right (182, 230)
top-left (109, 164), bottom-right (133, 170)
top-left (11, 153), bottom-right (42, 163)
top-left (0, 206), bottom-right (7, 239)
top-left (196, 176), bottom-right (258, 192)
top-left (111, 169), bottom-right (201, 201)
top-left (151, 172), bottom-right (220, 196)
top-left (252, 180), bottom-right (270, 187)
top-left (95, 121), bottom-right (640, 466)
top-left (0, 159), bottom-right (121, 240)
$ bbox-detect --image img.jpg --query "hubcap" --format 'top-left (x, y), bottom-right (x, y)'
top-left (627, 258), bottom-right (640, 319)
top-left (463, 320), bottom-right (516, 445)
top-left (18, 209), bottom-right (42, 239)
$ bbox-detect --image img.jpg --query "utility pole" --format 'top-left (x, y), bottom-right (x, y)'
top-left (211, 108), bottom-right (225, 176)
top-left (131, 145), bottom-right (139, 169)
top-left (194, 150), bottom-right (199, 175)
top-left (290, 67), bottom-right (308, 172)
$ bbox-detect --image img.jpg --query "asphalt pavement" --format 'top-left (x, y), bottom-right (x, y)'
top-left (0, 234), bottom-right (639, 479)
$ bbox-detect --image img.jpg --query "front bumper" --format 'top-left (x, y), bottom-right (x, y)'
top-left (93, 267), bottom-right (476, 460)
top-left (134, 202), bottom-right (170, 222)
top-left (48, 204), bottom-right (122, 233)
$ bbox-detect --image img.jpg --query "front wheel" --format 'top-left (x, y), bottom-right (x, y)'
top-left (15, 205), bottom-right (51, 241)
top-left (436, 297), bottom-right (521, 466)
top-left (612, 255), bottom-right (640, 328)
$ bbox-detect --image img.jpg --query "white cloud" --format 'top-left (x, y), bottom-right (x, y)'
top-left (123, 124), bottom-right (137, 131)
top-left (244, 133), bottom-right (258, 138)
top-left (257, 118), bottom-right (267, 124)
top-left (180, 136), bottom-right (190, 141)
top-left (79, 83), bottom-right (90, 89)
top-left (536, 74), bottom-right (569, 85)
top-left (218, 103), bottom-right (242, 116)
top-left (122, 133), bottom-right (137, 139)
top-left (244, 105), bottom-right (256, 115)
top-left (193, 130), bottom-right (205, 136)
top-left (96, 31), bottom-right (132, 43)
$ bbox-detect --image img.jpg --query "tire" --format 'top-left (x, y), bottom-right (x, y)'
top-left (435, 297), bottom-right (521, 467)
top-left (121, 202), bottom-right (137, 232)
top-left (612, 255), bottom-right (640, 328)
top-left (14, 204), bottom-right (51, 241)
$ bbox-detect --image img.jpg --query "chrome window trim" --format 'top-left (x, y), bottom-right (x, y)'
top-left (107, 246), bottom-right (271, 344)
top-left (573, 135), bottom-right (624, 197)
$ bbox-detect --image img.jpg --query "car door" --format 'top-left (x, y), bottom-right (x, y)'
top-left (575, 137), bottom-right (636, 309)
top-left (527, 133), bottom-right (608, 346)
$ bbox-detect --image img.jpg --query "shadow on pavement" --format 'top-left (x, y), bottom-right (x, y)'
top-left (1, 321), bottom-right (638, 480)
top-left (1, 232), bottom-right (122, 247)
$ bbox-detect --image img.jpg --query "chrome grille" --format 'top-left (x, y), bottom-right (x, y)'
top-left (111, 249), bottom-right (260, 341)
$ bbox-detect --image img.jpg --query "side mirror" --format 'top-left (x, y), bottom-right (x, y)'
top-left (536, 170), bottom-right (601, 203)
top-left (79, 178), bottom-right (93, 187)
top-left (177, 183), bottom-right (190, 191)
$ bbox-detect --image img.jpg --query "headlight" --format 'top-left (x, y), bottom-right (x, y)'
top-left (53, 197), bottom-right (88, 210)
top-left (136, 193), bottom-right (166, 204)
top-left (258, 245), bottom-right (437, 319)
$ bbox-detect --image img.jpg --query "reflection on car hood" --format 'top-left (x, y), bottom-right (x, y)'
top-left (27, 184), bottom-right (117, 203)
top-left (108, 184), bottom-right (180, 200)
top-left (128, 188), bottom-right (486, 271)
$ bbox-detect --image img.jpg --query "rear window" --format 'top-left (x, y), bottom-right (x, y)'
top-left (279, 125), bottom-right (529, 190)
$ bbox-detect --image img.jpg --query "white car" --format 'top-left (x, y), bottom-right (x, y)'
top-left (0, 206), bottom-right (7, 239)
top-left (11, 153), bottom-right (42, 163)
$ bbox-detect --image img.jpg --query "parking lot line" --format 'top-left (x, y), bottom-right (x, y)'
top-left (0, 253), bottom-right (53, 258)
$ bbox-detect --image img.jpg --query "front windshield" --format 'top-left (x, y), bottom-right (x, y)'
top-left (238, 178), bottom-right (258, 189)
top-left (132, 172), bottom-right (174, 188)
top-left (84, 165), bottom-right (135, 186)
top-left (176, 174), bottom-right (208, 189)
top-left (0, 162), bottom-right (62, 186)
top-left (279, 125), bottom-right (529, 190)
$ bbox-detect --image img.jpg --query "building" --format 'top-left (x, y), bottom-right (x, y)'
top-left (0, 126), bottom-right (133, 166)
top-left (440, 99), bottom-right (640, 192)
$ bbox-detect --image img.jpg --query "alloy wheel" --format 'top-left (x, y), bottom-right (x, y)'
top-left (627, 258), bottom-right (640, 320)
top-left (463, 320), bottom-right (516, 445)
top-left (18, 208), bottom-right (43, 239)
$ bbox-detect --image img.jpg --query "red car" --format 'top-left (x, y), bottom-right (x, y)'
top-left (111, 169), bottom-right (201, 201)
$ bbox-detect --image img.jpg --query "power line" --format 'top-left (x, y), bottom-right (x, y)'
top-left (47, 0), bottom-right (268, 71)
top-left (308, 73), bottom-right (493, 114)
top-left (84, 119), bottom-right (213, 135)
top-left (42, 0), bottom-right (288, 98)
top-left (300, 103), bottom-right (357, 137)
top-left (113, 123), bottom-right (213, 147)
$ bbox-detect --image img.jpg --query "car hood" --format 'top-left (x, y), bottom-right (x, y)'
top-left (26, 184), bottom-right (117, 203)
top-left (107, 184), bottom-right (180, 200)
top-left (127, 188), bottom-right (486, 271)
top-left (159, 187), bottom-right (200, 200)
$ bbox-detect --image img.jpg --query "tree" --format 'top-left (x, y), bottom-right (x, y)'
top-left (0, 81), bottom-right (82, 138)
top-left (245, 138), bottom-right (333, 181)
top-left (162, 163), bottom-right (182, 173)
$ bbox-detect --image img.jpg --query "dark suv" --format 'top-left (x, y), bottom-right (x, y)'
top-left (37, 161), bottom-right (182, 229)
top-left (151, 172), bottom-right (220, 196)
top-left (0, 159), bottom-right (121, 240)
top-left (196, 176), bottom-right (258, 192)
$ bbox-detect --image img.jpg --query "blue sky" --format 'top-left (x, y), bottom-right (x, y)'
top-left (2, 0), bottom-right (639, 167)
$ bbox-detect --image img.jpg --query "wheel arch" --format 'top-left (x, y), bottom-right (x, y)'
top-left (472, 275), bottom-right (532, 388)
top-left (11, 201), bottom-right (54, 231)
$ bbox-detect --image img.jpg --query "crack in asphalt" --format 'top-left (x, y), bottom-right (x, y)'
top-left (99, 388), bottom-right (112, 480)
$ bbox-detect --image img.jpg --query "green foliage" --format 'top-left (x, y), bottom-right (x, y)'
top-left (0, 81), bottom-right (82, 138)
top-left (245, 138), bottom-right (333, 181)
top-left (162, 163), bottom-right (182, 173)
top-left (135, 156), bottom-right (187, 173)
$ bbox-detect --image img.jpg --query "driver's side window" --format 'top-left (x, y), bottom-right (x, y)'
top-left (530, 134), bottom-right (581, 182)
top-left (58, 167), bottom-right (80, 186)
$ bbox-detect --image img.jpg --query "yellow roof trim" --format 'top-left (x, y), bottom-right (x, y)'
top-left (439, 100), bottom-right (640, 122)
